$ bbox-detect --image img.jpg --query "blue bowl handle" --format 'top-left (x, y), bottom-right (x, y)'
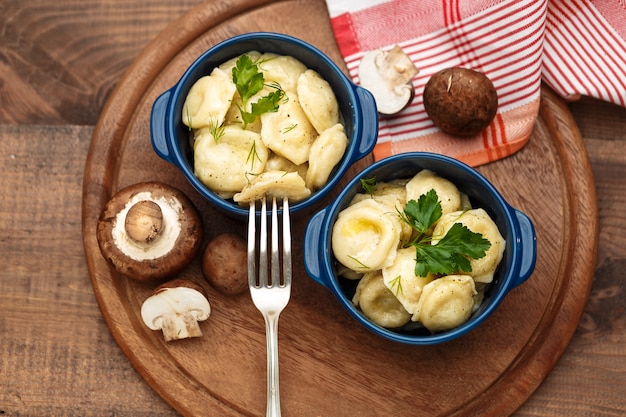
top-left (304, 208), bottom-right (331, 288)
top-left (512, 208), bottom-right (537, 288)
top-left (352, 85), bottom-right (378, 160)
top-left (150, 90), bottom-right (173, 163)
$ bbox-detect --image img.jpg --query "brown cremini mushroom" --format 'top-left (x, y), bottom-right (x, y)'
top-left (140, 279), bottom-right (211, 341)
top-left (202, 233), bottom-right (248, 296)
top-left (423, 67), bottom-right (498, 137)
top-left (358, 45), bottom-right (419, 116)
top-left (97, 182), bottom-right (203, 281)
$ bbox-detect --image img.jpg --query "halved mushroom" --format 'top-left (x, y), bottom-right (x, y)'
top-left (97, 182), bottom-right (203, 281)
top-left (141, 279), bottom-right (211, 341)
top-left (358, 45), bottom-right (419, 116)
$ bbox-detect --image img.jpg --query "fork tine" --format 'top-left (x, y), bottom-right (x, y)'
top-left (258, 197), bottom-right (268, 288)
top-left (271, 196), bottom-right (280, 287)
top-left (282, 197), bottom-right (292, 287)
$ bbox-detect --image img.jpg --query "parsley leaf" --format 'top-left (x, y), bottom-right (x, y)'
top-left (399, 189), bottom-right (492, 276)
top-left (245, 88), bottom-right (284, 121)
top-left (232, 55), bottom-right (264, 107)
top-left (231, 56), bottom-right (286, 128)
top-left (414, 223), bottom-right (490, 276)
top-left (403, 189), bottom-right (442, 234)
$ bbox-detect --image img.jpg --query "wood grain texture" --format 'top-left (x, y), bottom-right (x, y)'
top-left (81, 1), bottom-right (597, 416)
top-left (1, 0), bottom-right (625, 416)
top-left (0, 0), bottom-right (205, 125)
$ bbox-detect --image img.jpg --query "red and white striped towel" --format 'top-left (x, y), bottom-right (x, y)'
top-left (326, 0), bottom-right (626, 166)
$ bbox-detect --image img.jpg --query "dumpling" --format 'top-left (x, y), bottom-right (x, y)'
top-left (331, 198), bottom-right (401, 272)
top-left (297, 69), bottom-right (340, 134)
top-left (233, 170), bottom-right (311, 204)
top-left (260, 91), bottom-right (318, 166)
top-left (305, 123), bottom-right (348, 190)
top-left (381, 247), bottom-right (435, 318)
top-left (257, 52), bottom-right (308, 93)
top-left (182, 67), bottom-right (236, 129)
top-left (194, 125), bottom-right (268, 193)
top-left (405, 169), bottom-right (462, 216)
top-left (264, 153), bottom-right (308, 179)
top-left (432, 208), bottom-right (505, 283)
top-left (352, 272), bottom-right (411, 328)
top-left (414, 275), bottom-right (477, 332)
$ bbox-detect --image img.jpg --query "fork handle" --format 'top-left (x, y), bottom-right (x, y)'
top-left (264, 312), bottom-right (281, 417)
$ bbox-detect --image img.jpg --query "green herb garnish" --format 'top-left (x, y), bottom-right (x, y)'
top-left (282, 123), bottom-right (298, 134)
top-left (360, 176), bottom-right (377, 197)
top-left (388, 275), bottom-right (403, 296)
top-left (400, 189), bottom-right (491, 276)
top-left (246, 140), bottom-right (262, 170)
top-left (348, 255), bottom-right (370, 269)
top-left (232, 55), bottom-right (286, 128)
top-left (208, 119), bottom-right (225, 143)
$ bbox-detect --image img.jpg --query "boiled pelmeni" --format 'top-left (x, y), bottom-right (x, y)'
top-left (233, 170), bottom-right (311, 203)
top-left (194, 125), bottom-right (267, 193)
top-left (305, 123), bottom-right (348, 190)
top-left (414, 274), bottom-right (477, 333)
top-left (405, 169), bottom-right (462, 216)
top-left (260, 91), bottom-right (317, 166)
top-left (182, 67), bottom-right (236, 129)
top-left (257, 52), bottom-right (307, 93)
top-left (352, 272), bottom-right (411, 328)
top-left (297, 69), bottom-right (340, 134)
top-left (332, 198), bottom-right (401, 272)
top-left (382, 247), bottom-right (435, 318)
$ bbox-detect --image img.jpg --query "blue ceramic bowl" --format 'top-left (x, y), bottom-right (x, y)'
top-left (304, 152), bottom-right (537, 345)
top-left (150, 32), bottom-right (378, 217)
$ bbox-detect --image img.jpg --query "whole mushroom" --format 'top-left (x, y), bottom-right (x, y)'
top-left (423, 67), bottom-right (498, 136)
top-left (97, 182), bottom-right (203, 281)
top-left (141, 279), bottom-right (211, 341)
top-left (202, 233), bottom-right (249, 296)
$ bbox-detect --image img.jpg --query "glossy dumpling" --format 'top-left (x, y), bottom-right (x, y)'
top-left (332, 198), bottom-right (401, 272)
top-left (405, 169), bottom-right (462, 216)
top-left (432, 208), bottom-right (505, 283)
top-left (257, 52), bottom-right (307, 93)
top-left (232, 170), bottom-right (311, 204)
top-left (414, 274), bottom-right (477, 332)
top-left (194, 125), bottom-right (268, 194)
top-left (305, 123), bottom-right (348, 190)
top-left (260, 91), bottom-right (318, 166)
top-left (382, 247), bottom-right (435, 319)
top-left (182, 67), bottom-right (236, 129)
top-left (352, 272), bottom-right (411, 328)
top-left (297, 69), bottom-right (340, 134)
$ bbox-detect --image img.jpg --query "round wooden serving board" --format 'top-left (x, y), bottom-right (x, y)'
top-left (81, 0), bottom-right (599, 415)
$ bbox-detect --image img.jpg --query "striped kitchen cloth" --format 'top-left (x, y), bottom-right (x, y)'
top-left (325, 0), bottom-right (626, 166)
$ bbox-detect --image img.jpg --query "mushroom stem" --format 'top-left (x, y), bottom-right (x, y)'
top-left (125, 200), bottom-right (163, 244)
top-left (160, 311), bottom-right (204, 342)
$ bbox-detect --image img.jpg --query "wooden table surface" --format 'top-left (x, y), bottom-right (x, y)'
top-left (1, 1), bottom-right (625, 416)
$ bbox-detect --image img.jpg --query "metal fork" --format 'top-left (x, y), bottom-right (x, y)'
top-left (248, 196), bottom-right (292, 417)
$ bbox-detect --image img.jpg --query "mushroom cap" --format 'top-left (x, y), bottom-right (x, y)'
top-left (423, 67), bottom-right (498, 136)
top-left (97, 182), bottom-right (203, 281)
